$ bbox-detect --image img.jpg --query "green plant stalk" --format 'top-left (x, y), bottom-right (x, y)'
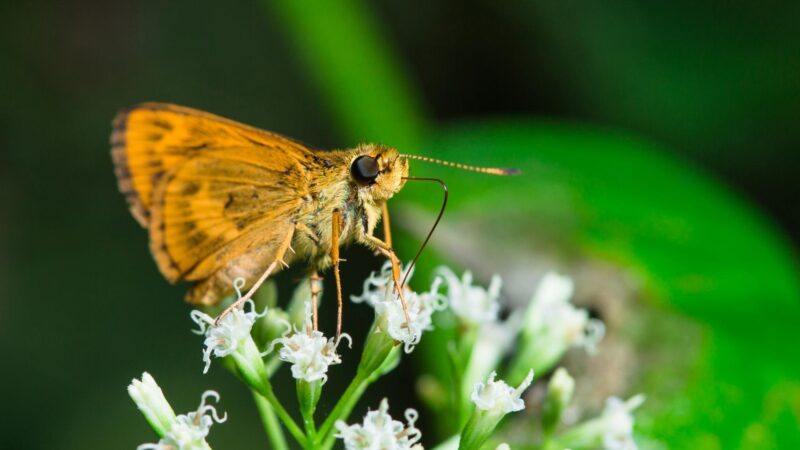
top-left (458, 410), bottom-right (503, 450)
top-left (317, 325), bottom-right (397, 447)
top-left (319, 348), bottom-right (400, 450)
top-left (252, 391), bottom-right (289, 450)
top-left (317, 371), bottom-right (369, 446)
top-left (507, 336), bottom-right (565, 385)
top-left (297, 380), bottom-right (322, 447)
top-left (456, 325), bottom-right (479, 424)
top-left (230, 339), bottom-right (307, 447)
top-left (265, 0), bottom-right (428, 148)
top-left (223, 352), bottom-right (287, 449)
top-left (549, 416), bottom-right (607, 449)
top-left (250, 380), bottom-right (307, 447)
top-left (265, 354), bottom-right (282, 377)
top-left (446, 342), bottom-right (467, 427)
top-left (319, 376), bottom-right (372, 450)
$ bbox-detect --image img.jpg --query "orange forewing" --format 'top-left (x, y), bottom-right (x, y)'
top-left (111, 103), bottom-right (311, 289)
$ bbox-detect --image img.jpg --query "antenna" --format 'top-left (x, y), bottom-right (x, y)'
top-left (399, 154), bottom-right (520, 176)
top-left (399, 176), bottom-right (448, 289)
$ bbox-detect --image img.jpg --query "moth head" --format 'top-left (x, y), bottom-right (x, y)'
top-left (350, 144), bottom-right (408, 201)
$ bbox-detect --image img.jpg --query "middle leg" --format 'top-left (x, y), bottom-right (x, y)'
top-left (363, 233), bottom-right (412, 327)
top-left (331, 209), bottom-right (344, 338)
top-left (309, 270), bottom-right (322, 333)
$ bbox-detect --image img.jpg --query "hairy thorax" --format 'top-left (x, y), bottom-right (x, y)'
top-left (289, 145), bottom-right (406, 271)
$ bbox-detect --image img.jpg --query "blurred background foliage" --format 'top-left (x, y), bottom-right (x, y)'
top-left (1, 1), bottom-right (798, 449)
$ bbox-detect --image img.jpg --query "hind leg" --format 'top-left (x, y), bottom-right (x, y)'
top-left (207, 226), bottom-right (295, 325)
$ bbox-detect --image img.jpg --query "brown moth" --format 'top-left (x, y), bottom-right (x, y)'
top-left (111, 103), bottom-right (517, 335)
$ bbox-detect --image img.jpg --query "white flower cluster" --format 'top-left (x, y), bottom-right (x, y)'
top-left (336, 398), bottom-right (422, 450)
top-left (267, 302), bottom-right (349, 383)
top-left (524, 272), bottom-right (605, 353)
top-left (471, 370), bottom-right (534, 415)
top-left (352, 261), bottom-right (447, 353)
top-left (129, 373), bottom-right (226, 450)
top-left (190, 279), bottom-right (266, 373)
top-left (436, 267), bottom-right (501, 326)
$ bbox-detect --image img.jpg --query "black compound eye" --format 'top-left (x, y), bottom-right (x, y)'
top-left (351, 155), bottom-right (379, 184)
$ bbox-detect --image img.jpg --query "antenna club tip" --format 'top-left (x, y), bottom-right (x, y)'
top-left (501, 168), bottom-right (522, 176)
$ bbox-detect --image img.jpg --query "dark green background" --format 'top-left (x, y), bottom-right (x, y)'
top-left (1, 1), bottom-right (798, 449)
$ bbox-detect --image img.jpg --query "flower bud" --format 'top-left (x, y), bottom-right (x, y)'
top-left (129, 373), bottom-right (226, 450)
top-left (287, 276), bottom-right (319, 329)
top-left (128, 372), bottom-right (177, 436)
top-left (542, 368), bottom-right (575, 435)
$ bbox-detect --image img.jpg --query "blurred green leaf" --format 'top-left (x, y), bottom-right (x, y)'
top-left (409, 120), bottom-right (800, 311)
top-left (396, 120), bottom-right (800, 448)
top-left (265, 0), bottom-right (428, 149)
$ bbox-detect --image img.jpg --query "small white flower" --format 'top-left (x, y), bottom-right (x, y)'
top-left (335, 398), bottom-right (422, 450)
top-left (542, 367), bottom-right (576, 434)
top-left (495, 444), bottom-right (511, 450)
top-left (190, 278), bottom-right (267, 373)
top-left (129, 373), bottom-right (226, 450)
top-left (266, 301), bottom-right (349, 383)
top-left (524, 272), bottom-right (605, 353)
top-left (471, 370), bottom-right (534, 415)
top-left (436, 267), bottom-right (501, 326)
top-left (600, 395), bottom-right (645, 450)
top-left (353, 261), bottom-right (447, 353)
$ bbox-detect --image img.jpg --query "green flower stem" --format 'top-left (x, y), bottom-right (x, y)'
top-left (297, 380), bottom-right (322, 446)
top-left (446, 342), bottom-right (466, 426)
top-left (320, 376), bottom-right (372, 450)
top-left (549, 416), bottom-right (607, 449)
top-left (230, 339), bottom-right (307, 447)
top-left (224, 353), bottom-right (286, 448)
top-left (317, 371), bottom-right (369, 446)
top-left (252, 391), bottom-right (289, 450)
top-left (508, 337), bottom-right (565, 385)
top-left (251, 379), bottom-right (307, 447)
top-left (317, 325), bottom-right (397, 447)
top-left (458, 410), bottom-right (502, 450)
